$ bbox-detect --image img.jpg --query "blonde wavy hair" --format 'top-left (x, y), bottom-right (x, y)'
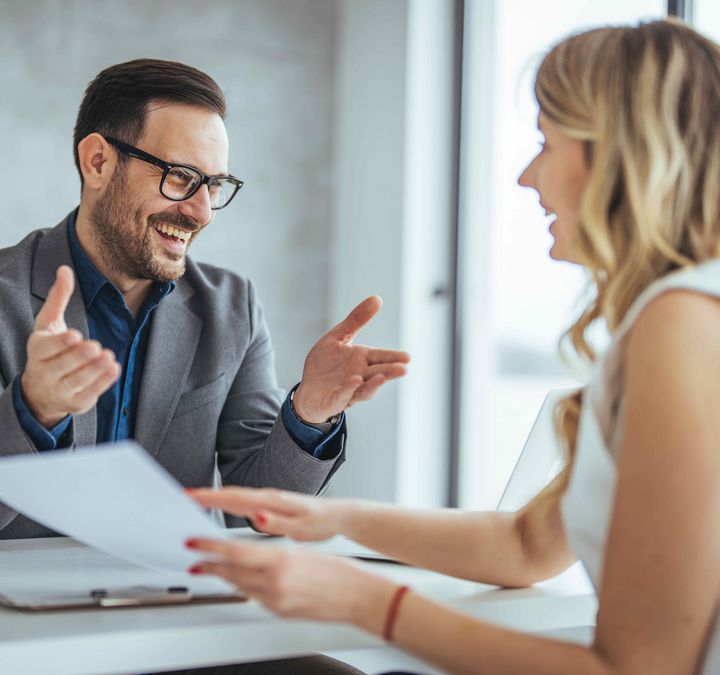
top-left (536, 19), bottom-right (720, 498)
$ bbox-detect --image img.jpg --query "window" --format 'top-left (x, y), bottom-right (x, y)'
top-left (695, 2), bottom-right (720, 42)
top-left (458, 0), bottom-right (666, 509)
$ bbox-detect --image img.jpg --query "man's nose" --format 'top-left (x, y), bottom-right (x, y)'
top-left (179, 184), bottom-right (213, 227)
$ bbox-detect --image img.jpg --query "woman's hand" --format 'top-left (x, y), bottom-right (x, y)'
top-left (186, 538), bottom-right (396, 628)
top-left (187, 487), bottom-right (347, 542)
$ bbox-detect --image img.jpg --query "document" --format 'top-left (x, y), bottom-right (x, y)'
top-left (0, 442), bottom-right (229, 575)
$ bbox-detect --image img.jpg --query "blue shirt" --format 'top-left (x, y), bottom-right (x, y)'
top-left (13, 211), bottom-right (342, 459)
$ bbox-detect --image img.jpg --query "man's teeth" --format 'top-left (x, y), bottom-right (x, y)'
top-left (153, 223), bottom-right (191, 241)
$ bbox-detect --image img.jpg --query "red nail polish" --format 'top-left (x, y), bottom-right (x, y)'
top-left (188, 565), bottom-right (203, 575)
top-left (185, 539), bottom-right (198, 549)
top-left (256, 513), bottom-right (267, 526)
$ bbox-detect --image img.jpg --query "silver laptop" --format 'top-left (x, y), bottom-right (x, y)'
top-left (496, 389), bottom-right (572, 512)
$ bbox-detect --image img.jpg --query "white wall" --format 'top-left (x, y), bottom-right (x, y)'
top-left (328, 0), bottom-right (456, 505)
top-left (326, 0), bottom-right (409, 502)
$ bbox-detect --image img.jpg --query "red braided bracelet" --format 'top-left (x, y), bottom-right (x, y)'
top-left (383, 585), bottom-right (410, 642)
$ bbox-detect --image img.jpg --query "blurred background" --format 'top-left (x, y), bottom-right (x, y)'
top-left (2, 0), bottom-right (713, 509)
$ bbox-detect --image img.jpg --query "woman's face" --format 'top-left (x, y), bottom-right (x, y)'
top-left (518, 113), bottom-right (591, 263)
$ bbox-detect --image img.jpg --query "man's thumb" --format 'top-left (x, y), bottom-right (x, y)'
top-left (328, 295), bottom-right (382, 342)
top-left (35, 265), bottom-right (75, 331)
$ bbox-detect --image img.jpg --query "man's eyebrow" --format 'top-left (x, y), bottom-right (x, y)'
top-left (166, 158), bottom-right (231, 177)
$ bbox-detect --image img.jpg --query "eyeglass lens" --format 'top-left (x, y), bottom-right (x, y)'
top-left (162, 166), bottom-right (238, 209)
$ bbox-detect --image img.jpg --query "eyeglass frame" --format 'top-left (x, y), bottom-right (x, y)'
top-left (103, 135), bottom-right (244, 210)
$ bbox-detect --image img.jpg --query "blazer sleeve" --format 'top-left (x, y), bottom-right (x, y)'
top-left (214, 280), bottom-right (345, 525)
top-left (0, 377), bottom-right (40, 530)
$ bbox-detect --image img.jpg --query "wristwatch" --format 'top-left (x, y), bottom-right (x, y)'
top-left (290, 387), bottom-right (341, 426)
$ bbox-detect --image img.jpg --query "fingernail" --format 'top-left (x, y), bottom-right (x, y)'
top-left (185, 539), bottom-right (198, 549)
top-left (256, 513), bottom-right (267, 526)
top-left (188, 565), bottom-right (203, 575)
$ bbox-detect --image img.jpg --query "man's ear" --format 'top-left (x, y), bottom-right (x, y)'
top-left (77, 133), bottom-right (117, 192)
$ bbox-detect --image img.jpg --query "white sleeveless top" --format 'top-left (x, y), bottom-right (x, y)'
top-left (561, 260), bottom-right (720, 674)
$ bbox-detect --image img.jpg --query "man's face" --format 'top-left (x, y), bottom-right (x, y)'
top-left (91, 103), bottom-right (230, 283)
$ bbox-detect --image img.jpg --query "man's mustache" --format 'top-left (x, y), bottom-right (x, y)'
top-left (148, 212), bottom-right (200, 233)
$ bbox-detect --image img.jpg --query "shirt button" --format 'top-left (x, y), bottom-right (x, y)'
top-left (122, 408), bottom-right (129, 417)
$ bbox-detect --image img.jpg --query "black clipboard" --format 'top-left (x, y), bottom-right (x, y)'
top-left (0, 585), bottom-right (246, 612)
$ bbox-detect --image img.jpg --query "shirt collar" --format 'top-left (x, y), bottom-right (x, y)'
top-left (66, 209), bottom-right (176, 310)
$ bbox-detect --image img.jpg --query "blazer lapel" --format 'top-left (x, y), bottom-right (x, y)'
top-left (31, 215), bottom-right (96, 447)
top-left (134, 281), bottom-right (202, 456)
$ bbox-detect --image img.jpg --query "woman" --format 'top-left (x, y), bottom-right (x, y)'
top-left (185, 19), bottom-right (720, 675)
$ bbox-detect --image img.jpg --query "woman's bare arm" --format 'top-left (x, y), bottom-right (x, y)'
top-left (190, 290), bottom-right (720, 675)
top-left (335, 487), bottom-right (574, 585)
top-left (192, 477), bottom-right (574, 586)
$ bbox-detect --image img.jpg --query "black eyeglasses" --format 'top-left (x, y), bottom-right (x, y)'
top-left (104, 136), bottom-right (243, 210)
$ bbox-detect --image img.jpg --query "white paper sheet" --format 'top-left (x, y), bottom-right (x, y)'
top-left (0, 442), bottom-right (229, 574)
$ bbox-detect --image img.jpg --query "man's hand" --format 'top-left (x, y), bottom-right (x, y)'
top-left (20, 265), bottom-right (121, 428)
top-left (292, 296), bottom-right (410, 423)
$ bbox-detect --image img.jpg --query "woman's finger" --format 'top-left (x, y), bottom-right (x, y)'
top-left (188, 487), bottom-right (309, 518)
top-left (191, 561), bottom-right (269, 595)
top-left (185, 538), bottom-right (278, 568)
top-left (253, 510), bottom-right (312, 539)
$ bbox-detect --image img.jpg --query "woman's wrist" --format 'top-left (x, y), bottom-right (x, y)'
top-left (343, 568), bottom-right (398, 635)
top-left (333, 498), bottom-right (365, 538)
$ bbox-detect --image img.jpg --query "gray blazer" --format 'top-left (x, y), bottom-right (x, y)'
top-left (0, 216), bottom-right (345, 538)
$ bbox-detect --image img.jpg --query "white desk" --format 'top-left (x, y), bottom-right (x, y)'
top-left (0, 535), bottom-right (597, 675)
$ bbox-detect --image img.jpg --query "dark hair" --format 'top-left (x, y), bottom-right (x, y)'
top-left (73, 58), bottom-right (226, 184)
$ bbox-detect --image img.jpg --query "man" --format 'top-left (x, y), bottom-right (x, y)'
top-left (0, 58), bottom-right (409, 542)
top-left (0, 57), bottom-right (409, 675)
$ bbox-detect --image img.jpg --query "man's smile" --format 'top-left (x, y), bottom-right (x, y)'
top-left (151, 221), bottom-right (192, 242)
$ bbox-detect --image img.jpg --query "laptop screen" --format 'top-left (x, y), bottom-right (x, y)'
top-left (496, 389), bottom-right (572, 512)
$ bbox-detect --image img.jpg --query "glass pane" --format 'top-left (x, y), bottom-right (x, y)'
top-left (459, 0), bottom-right (666, 509)
top-left (695, 1), bottom-right (720, 43)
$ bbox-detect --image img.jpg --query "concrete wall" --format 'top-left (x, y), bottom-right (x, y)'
top-left (0, 0), bottom-right (336, 389)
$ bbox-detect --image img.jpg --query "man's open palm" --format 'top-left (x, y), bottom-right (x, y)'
top-left (292, 296), bottom-right (410, 423)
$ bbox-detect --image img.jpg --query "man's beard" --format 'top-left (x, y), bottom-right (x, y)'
top-left (90, 167), bottom-right (199, 283)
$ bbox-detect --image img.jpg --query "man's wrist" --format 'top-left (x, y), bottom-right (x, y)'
top-left (12, 376), bottom-right (72, 451)
top-left (290, 385), bottom-right (341, 425)
top-left (19, 374), bottom-right (65, 429)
